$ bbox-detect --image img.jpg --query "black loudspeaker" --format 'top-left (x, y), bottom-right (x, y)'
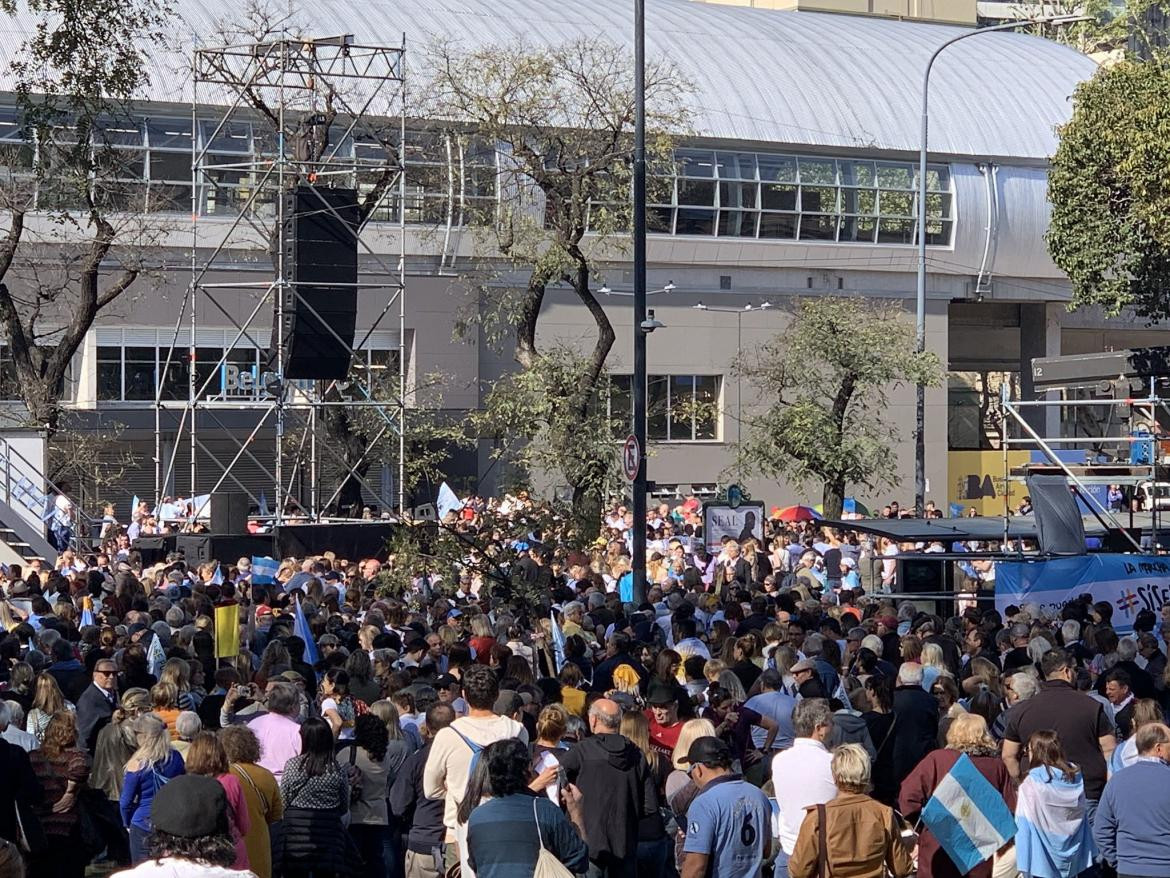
top-left (210, 492), bottom-right (249, 534)
top-left (1026, 474), bottom-right (1087, 555)
top-left (131, 535), bottom-right (178, 566)
top-left (175, 533), bottom-right (274, 566)
top-left (270, 186), bottom-right (360, 379)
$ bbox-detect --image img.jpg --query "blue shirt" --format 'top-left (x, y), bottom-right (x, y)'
top-left (683, 775), bottom-right (772, 878)
top-left (744, 690), bottom-right (797, 750)
top-left (467, 793), bottom-right (589, 878)
top-left (119, 750), bottom-right (186, 831)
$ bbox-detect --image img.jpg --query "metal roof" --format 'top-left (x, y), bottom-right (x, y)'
top-left (0, 0), bottom-right (1097, 160)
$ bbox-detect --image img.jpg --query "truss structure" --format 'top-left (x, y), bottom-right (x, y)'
top-left (154, 33), bottom-right (407, 525)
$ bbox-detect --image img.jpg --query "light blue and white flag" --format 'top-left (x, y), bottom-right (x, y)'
top-left (208, 564), bottom-right (223, 586)
top-left (921, 752), bottom-right (1016, 874)
top-left (251, 556), bottom-right (279, 585)
top-left (130, 494), bottom-right (139, 519)
top-left (550, 610), bottom-right (566, 673)
top-left (258, 491), bottom-right (270, 518)
top-left (146, 630), bottom-right (167, 679)
top-left (294, 596), bottom-right (319, 666)
top-left (437, 482), bottom-right (463, 520)
top-left (80, 603), bottom-right (94, 628)
top-left (1015, 766), bottom-right (1095, 878)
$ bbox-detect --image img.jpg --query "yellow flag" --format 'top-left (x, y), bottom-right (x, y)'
top-left (214, 603), bottom-right (240, 659)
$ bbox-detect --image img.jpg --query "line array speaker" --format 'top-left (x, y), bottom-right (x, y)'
top-left (270, 186), bottom-right (360, 380)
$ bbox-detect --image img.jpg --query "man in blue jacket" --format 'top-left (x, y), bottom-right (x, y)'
top-left (1094, 722), bottom-right (1170, 878)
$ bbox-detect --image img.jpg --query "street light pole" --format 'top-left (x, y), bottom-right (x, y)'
top-left (631, 0), bottom-right (648, 605)
top-left (914, 19), bottom-right (1051, 517)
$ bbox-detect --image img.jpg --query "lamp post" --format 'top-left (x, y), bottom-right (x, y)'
top-left (692, 301), bottom-right (772, 447)
top-left (913, 15), bottom-right (1089, 517)
top-left (632, 0), bottom-right (648, 604)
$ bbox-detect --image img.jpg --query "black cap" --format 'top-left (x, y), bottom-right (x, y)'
top-left (677, 736), bottom-right (732, 768)
top-left (646, 682), bottom-right (677, 706)
top-left (434, 673), bottom-right (459, 690)
top-left (151, 774), bottom-right (228, 838)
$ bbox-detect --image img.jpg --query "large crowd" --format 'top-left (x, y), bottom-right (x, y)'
top-left (0, 492), bottom-right (1164, 878)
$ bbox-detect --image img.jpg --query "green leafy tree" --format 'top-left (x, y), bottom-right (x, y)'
top-left (427, 38), bottom-right (689, 535)
top-left (1047, 56), bottom-right (1170, 319)
top-left (0, 0), bottom-right (172, 433)
top-left (734, 297), bottom-right (943, 519)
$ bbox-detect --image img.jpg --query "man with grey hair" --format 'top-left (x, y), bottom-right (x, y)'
top-left (802, 632), bottom-right (840, 696)
top-left (558, 697), bottom-right (657, 878)
top-left (992, 670), bottom-right (1040, 740)
top-left (0, 700), bottom-right (36, 752)
top-left (892, 661), bottom-right (938, 790)
top-left (770, 698), bottom-right (836, 877)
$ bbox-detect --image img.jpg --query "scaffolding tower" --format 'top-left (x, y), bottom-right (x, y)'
top-left (153, 32), bottom-right (407, 525)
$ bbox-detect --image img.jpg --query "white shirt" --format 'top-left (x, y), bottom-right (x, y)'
top-left (771, 737), bottom-right (837, 854)
top-left (112, 858), bottom-right (255, 877)
top-left (52, 494), bottom-right (73, 528)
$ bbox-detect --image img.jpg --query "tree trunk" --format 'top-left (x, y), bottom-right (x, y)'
top-left (822, 479), bottom-right (846, 521)
top-left (570, 481), bottom-right (602, 541)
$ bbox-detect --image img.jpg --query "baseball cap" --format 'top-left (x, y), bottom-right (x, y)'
top-left (677, 736), bottom-right (732, 767)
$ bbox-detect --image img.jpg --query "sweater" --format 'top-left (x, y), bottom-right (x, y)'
top-left (423, 714), bottom-right (527, 835)
top-left (119, 750), bottom-right (186, 831)
top-left (1094, 758), bottom-right (1170, 878)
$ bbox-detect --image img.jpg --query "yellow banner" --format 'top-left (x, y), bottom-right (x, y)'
top-left (948, 450), bottom-right (1031, 516)
top-left (214, 603), bottom-right (240, 659)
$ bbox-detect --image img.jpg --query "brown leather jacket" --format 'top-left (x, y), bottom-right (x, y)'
top-left (788, 792), bottom-right (915, 878)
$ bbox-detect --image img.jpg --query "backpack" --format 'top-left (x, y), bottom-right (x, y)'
top-left (345, 744), bottom-right (363, 805)
top-left (451, 728), bottom-right (485, 779)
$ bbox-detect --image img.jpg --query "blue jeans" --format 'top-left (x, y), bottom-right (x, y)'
top-left (350, 823), bottom-right (387, 877)
top-left (128, 825), bottom-right (149, 864)
top-left (636, 836), bottom-right (670, 878)
top-left (774, 848), bottom-right (790, 878)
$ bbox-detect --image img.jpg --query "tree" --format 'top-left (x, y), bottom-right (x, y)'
top-left (734, 297), bottom-right (943, 519)
top-left (1047, 56), bottom-right (1170, 320)
top-left (427, 38), bottom-right (689, 535)
top-left (0, 0), bottom-right (172, 433)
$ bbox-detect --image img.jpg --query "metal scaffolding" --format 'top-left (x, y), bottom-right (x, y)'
top-left (154, 32), bottom-right (407, 525)
top-left (999, 381), bottom-right (1166, 552)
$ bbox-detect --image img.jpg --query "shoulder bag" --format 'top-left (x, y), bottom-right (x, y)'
top-left (533, 797), bottom-right (574, 878)
top-left (817, 802), bottom-right (829, 878)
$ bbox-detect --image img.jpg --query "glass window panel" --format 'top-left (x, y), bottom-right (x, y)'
top-left (193, 347), bottom-right (222, 399)
top-left (199, 120), bottom-right (250, 153)
top-left (677, 179), bottom-right (715, 206)
top-left (124, 347), bottom-right (156, 401)
top-left (0, 107), bottom-right (22, 141)
top-left (926, 219), bottom-right (953, 246)
top-left (464, 167), bottom-right (496, 198)
top-left (927, 165), bottom-right (951, 192)
top-left (926, 192), bottom-right (951, 220)
top-left (879, 190), bottom-right (913, 217)
top-left (719, 181), bottom-right (758, 209)
top-left (647, 207), bottom-right (673, 233)
top-left (668, 376), bottom-right (696, 441)
top-left (840, 160), bottom-right (875, 187)
top-left (759, 212), bottom-right (797, 239)
top-left (801, 186), bottom-right (838, 213)
top-left (160, 355), bottom-right (189, 401)
top-left (717, 210), bottom-right (758, 238)
top-left (798, 158), bottom-right (836, 185)
top-left (147, 119), bottom-right (193, 150)
top-left (799, 213), bottom-right (838, 241)
top-left (676, 149), bottom-right (715, 178)
top-left (840, 215), bottom-right (878, 244)
top-left (96, 347), bottom-right (121, 401)
top-left (647, 375), bottom-right (669, 440)
top-left (840, 187), bottom-right (876, 215)
top-left (150, 151), bottom-right (190, 182)
top-left (694, 375), bottom-right (719, 440)
top-left (97, 149), bottom-right (145, 179)
top-left (610, 374), bottom-right (632, 437)
top-left (876, 163), bottom-right (914, 189)
top-left (675, 208), bottom-right (715, 236)
top-left (877, 217), bottom-right (915, 244)
top-left (96, 117), bottom-right (144, 147)
top-left (760, 183), bottom-right (796, 211)
top-left (150, 183), bottom-right (192, 213)
top-left (757, 155), bottom-right (797, 183)
top-left (715, 152), bottom-right (757, 181)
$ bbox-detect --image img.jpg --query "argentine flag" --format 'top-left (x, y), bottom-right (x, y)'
top-left (437, 482), bottom-right (463, 521)
top-left (922, 753), bottom-right (1016, 874)
top-left (208, 564), bottom-right (223, 586)
top-left (146, 630), bottom-right (167, 679)
top-left (550, 610), bottom-right (566, 673)
top-left (294, 596), bottom-right (319, 666)
top-left (251, 556), bottom-right (279, 585)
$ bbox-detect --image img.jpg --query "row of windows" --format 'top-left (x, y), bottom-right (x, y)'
top-left (610, 374), bottom-right (721, 442)
top-left (643, 149), bottom-right (953, 245)
top-left (95, 345), bottom-right (396, 402)
top-left (0, 108), bottom-right (955, 246)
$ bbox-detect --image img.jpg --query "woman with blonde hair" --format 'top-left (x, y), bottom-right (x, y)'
top-left (159, 657), bottom-right (196, 711)
top-left (900, 713), bottom-right (1016, 878)
top-left (620, 709), bottom-right (672, 875)
top-left (920, 641), bottom-right (949, 691)
top-left (27, 672), bottom-right (73, 742)
top-left (665, 718), bottom-right (718, 869)
top-left (119, 713), bottom-right (185, 863)
top-left (789, 743), bottom-right (914, 878)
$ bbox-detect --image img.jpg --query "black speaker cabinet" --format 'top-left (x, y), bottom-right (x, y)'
top-left (210, 492), bottom-right (249, 534)
top-left (270, 186), bottom-right (360, 380)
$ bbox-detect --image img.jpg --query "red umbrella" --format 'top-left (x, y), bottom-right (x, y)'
top-left (774, 504), bottom-right (821, 522)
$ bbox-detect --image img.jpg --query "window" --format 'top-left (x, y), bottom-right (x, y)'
top-left (645, 147), bottom-right (953, 246)
top-left (610, 374), bottom-right (721, 441)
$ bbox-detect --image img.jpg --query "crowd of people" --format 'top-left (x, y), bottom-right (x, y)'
top-left (0, 492), bottom-right (1165, 877)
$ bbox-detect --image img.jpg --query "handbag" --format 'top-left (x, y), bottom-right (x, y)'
top-left (533, 797), bottom-right (574, 878)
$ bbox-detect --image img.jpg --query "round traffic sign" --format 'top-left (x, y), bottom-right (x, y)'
top-left (622, 434), bottom-right (641, 482)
